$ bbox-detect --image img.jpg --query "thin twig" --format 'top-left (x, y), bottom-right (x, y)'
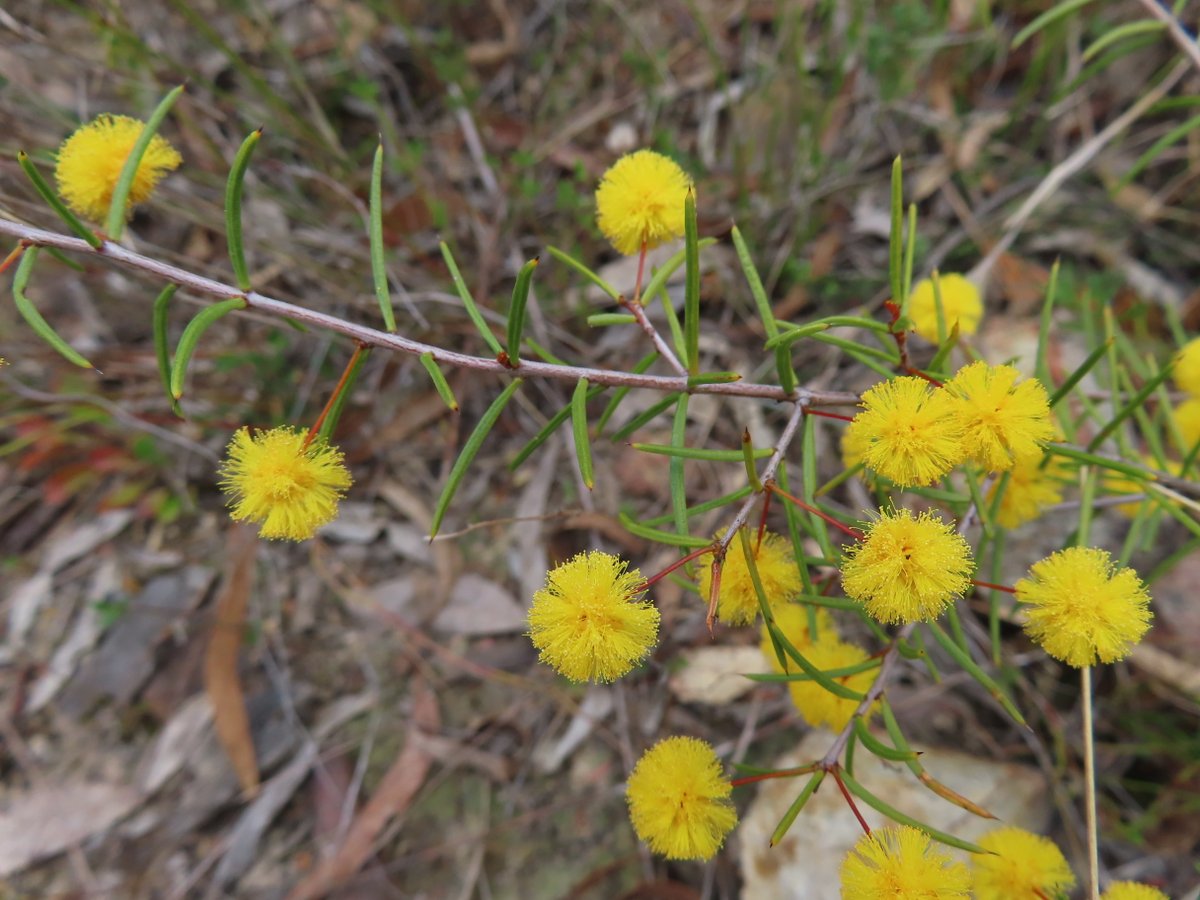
top-left (1132, 0), bottom-right (1200, 74)
top-left (1082, 664), bottom-right (1101, 899)
top-left (0, 219), bottom-right (862, 407)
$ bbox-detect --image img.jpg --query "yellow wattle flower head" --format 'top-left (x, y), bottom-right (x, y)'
top-left (1101, 454), bottom-right (1177, 518)
top-left (1015, 547), bottom-right (1152, 667)
top-left (1173, 336), bottom-right (1200, 397)
top-left (759, 602), bottom-right (834, 670)
top-left (1101, 882), bottom-right (1170, 900)
top-left (986, 454), bottom-right (1067, 528)
top-left (219, 426), bottom-right (352, 541)
top-left (625, 736), bottom-right (738, 861)
top-left (697, 528), bottom-right (803, 625)
top-left (1174, 397), bottom-right (1200, 453)
top-left (943, 361), bottom-right (1055, 472)
top-left (843, 376), bottom-right (966, 487)
top-left (55, 114), bottom-right (182, 222)
top-left (971, 826), bottom-right (1075, 900)
top-left (783, 633), bottom-right (878, 731)
top-left (528, 551), bottom-right (658, 682)
top-left (841, 509), bottom-right (974, 625)
top-left (907, 272), bottom-right (983, 343)
top-left (840, 825), bottom-right (971, 900)
top-left (595, 149), bottom-right (692, 255)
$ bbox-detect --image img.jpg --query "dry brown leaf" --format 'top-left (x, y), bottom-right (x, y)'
top-left (204, 525), bottom-right (260, 799)
top-left (285, 679), bottom-right (439, 900)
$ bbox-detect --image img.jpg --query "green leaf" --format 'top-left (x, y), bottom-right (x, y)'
top-left (505, 257), bottom-right (539, 366)
top-left (888, 156), bottom-right (904, 312)
top-left (1035, 259), bottom-right (1060, 388)
top-left (619, 512), bottom-right (711, 548)
top-left (419, 351), bottom-right (459, 411)
top-left (225, 128), bottom-right (262, 293)
top-left (632, 443), bottom-right (773, 461)
top-left (1083, 19), bottom-right (1164, 63)
top-left (595, 351), bottom-right (659, 432)
top-left (802, 414), bottom-right (835, 561)
top-left (152, 284), bottom-right (181, 415)
top-left (670, 394), bottom-right (690, 537)
top-left (1087, 363), bottom-right (1174, 451)
top-left (170, 297), bottom-right (247, 399)
top-left (732, 225), bottom-right (796, 393)
top-left (1049, 338), bottom-right (1114, 407)
top-left (511, 382), bottom-right (606, 469)
top-left (925, 620), bottom-right (1026, 727)
top-left (608, 392), bottom-right (682, 443)
top-left (770, 770), bottom-right (826, 846)
top-left (641, 484), bottom-right (754, 527)
top-left (1117, 112), bottom-right (1200, 190)
top-left (12, 248), bottom-right (93, 368)
top-left (838, 769), bottom-right (987, 855)
top-left (641, 238), bottom-right (717, 312)
top-left (546, 245), bottom-right (620, 302)
top-left (586, 313), bottom-right (637, 326)
top-left (683, 191), bottom-right (700, 374)
top-left (571, 377), bottom-right (594, 490)
top-left (1012, 0), bottom-right (1096, 50)
top-left (105, 84), bottom-right (186, 239)
top-left (854, 718), bottom-right (920, 763)
top-left (369, 142), bottom-right (396, 332)
top-left (430, 379), bottom-right (523, 537)
top-left (440, 241), bottom-right (503, 356)
top-left (17, 151), bottom-right (101, 248)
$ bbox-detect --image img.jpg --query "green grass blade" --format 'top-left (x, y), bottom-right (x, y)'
top-left (12, 248), bottom-right (93, 368)
top-left (1083, 19), bottom-right (1164, 62)
top-left (170, 297), bottom-right (247, 399)
top-left (369, 142), bottom-right (395, 332)
top-left (225, 128), bottom-right (262, 292)
top-left (440, 241), bottom-right (503, 356)
top-left (152, 284), bottom-right (180, 415)
top-left (1086, 363), bottom-right (1174, 451)
top-left (571, 377), bottom-right (594, 490)
top-left (105, 84), bottom-right (185, 239)
top-left (683, 191), bottom-right (700, 374)
top-left (1035, 259), bottom-right (1060, 388)
top-left (1118, 112), bottom-right (1200, 190)
top-left (17, 151), bottom-right (102, 248)
top-left (1012, 0), bottom-right (1097, 49)
top-left (505, 257), bottom-right (539, 366)
top-left (430, 378), bottom-right (523, 537)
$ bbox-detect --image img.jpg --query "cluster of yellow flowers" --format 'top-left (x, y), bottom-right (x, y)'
top-left (1172, 337), bottom-right (1200, 451)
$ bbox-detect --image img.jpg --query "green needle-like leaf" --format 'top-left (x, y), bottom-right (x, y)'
top-left (632, 443), bottom-right (772, 461)
top-left (505, 257), bottom-right (539, 366)
top-left (430, 379), bottom-right (523, 537)
top-left (152, 284), bottom-right (181, 415)
top-left (618, 513), bottom-right (711, 548)
top-left (571, 377), bottom-right (594, 490)
top-left (12, 248), bottom-right (93, 368)
top-left (419, 351), bottom-right (459, 411)
top-left (369, 142), bottom-right (396, 332)
top-left (771, 770), bottom-right (826, 846)
top-left (17, 151), bottom-right (102, 248)
top-left (317, 347), bottom-right (371, 445)
top-left (170, 297), bottom-right (247, 399)
top-left (925, 620), bottom-right (1026, 726)
top-left (225, 128), bottom-right (262, 292)
top-left (837, 769), bottom-right (987, 855)
top-left (105, 84), bottom-right (185, 240)
top-left (546, 245), bottom-right (620, 302)
top-left (670, 394), bottom-right (690, 537)
top-left (440, 241), bottom-right (503, 356)
top-left (888, 157), bottom-right (904, 313)
top-left (683, 191), bottom-right (700, 374)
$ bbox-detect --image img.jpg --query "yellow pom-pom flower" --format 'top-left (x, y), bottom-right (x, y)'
top-left (697, 529), bottom-right (803, 625)
top-left (840, 825), bottom-right (971, 899)
top-left (843, 377), bottom-right (966, 487)
top-left (907, 272), bottom-right (983, 343)
top-left (1173, 336), bottom-right (1200, 397)
top-left (1016, 547), bottom-right (1152, 667)
top-left (841, 509), bottom-right (974, 624)
top-left (760, 602), bottom-right (834, 669)
top-left (219, 426), bottom-right (352, 541)
top-left (1174, 398), bottom-right (1200, 453)
top-left (986, 454), bottom-right (1066, 528)
top-left (625, 736), bottom-right (738, 861)
top-left (785, 633), bottom-right (878, 731)
top-left (528, 551), bottom-right (659, 682)
top-left (55, 114), bottom-right (182, 222)
top-left (943, 361), bottom-right (1055, 472)
top-left (971, 826), bottom-right (1075, 900)
top-left (595, 149), bottom-right (692, 255)
top-left (1101, 882), bottom-right (1170, 900)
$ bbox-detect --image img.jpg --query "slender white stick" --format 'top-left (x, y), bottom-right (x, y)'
top-left (1082, 664), bottom-right (1101, 900)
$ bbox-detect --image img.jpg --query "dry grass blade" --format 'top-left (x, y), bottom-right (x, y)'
top-left (204, 524), bottom-right (261, 799)
top-left (285, 679), bottom-right (440, 900)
